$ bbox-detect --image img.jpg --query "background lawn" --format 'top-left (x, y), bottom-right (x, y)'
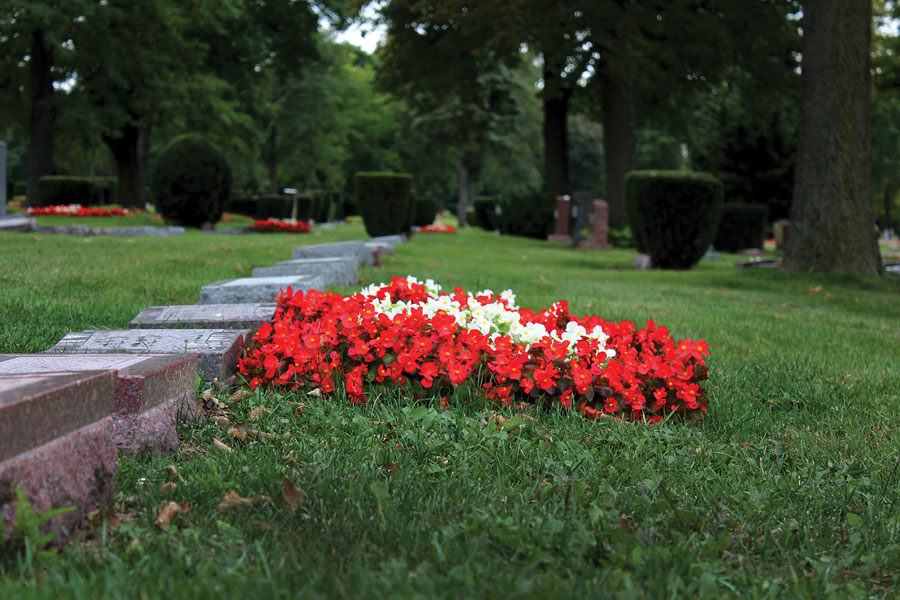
top-left (1, 225), bottom-right (899, 598)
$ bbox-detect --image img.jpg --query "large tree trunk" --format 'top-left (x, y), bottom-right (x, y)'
top-left (883, 180), bottom-right (894, 233)
top-left (456, 150), bottom-right (482, 228)
top-left (542, 86), bottom-right (572, 198)
top-left (26, 29), bottom-right (56, 207)
top-left (601, 69), bottom-right (636, 231)
top-left (783, 1), bottom-right (883, 275)
top-left (263, 125), bottom-right (278, 194)
top-left (103, 123), bottom-right (150, 208)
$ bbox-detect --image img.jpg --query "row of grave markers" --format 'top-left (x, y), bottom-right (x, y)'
top-left (0, 235), bottom-right (404, 540)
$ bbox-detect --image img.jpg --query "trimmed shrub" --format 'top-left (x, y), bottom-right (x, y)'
top-left (312, 190), bottom-right (331, 223)
top-left (227, 193), bottom-right (257, 217)
top-left (12, 180), bottom-right (27, 197)
top-left (414, 197), bottom-right (440, 227)
top-left (471, 196), bottom-right (500, 230)
top-left (35, 176), bottom-right (115, 207)
top-left (330, 192), bottom-right (345, 222)
top-left (625, 170), bottom-right (723, 269)
top-left (498, 193), bottom-right (555, 239)
top-left (354, 172), bottom-right (414, 237)
top-left (153, 135), bottom-right (231, 228)
top-left (713, 203), bottom-right (768, 252)
top-left (294, 193), bottom-right (315, 222)
top-left (255, 195), bottom-right (292, 220)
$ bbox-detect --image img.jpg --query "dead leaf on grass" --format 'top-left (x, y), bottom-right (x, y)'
top-left (249, 405), bottom-right (273, 421)
top-left (307, 388), bottom-right (322, 397)
top-left (211, 415), bottom-right (231, 427)
top-left (216, 491), bottom-right (254, 513)
top-left (538, 429), bottom-right (554, 443)
top-left (803, 285), bottom-right (823, 294)
top-left (227, 423), bottom-right (254, 442)
top-left (258, 431), bottom-right (276, 442)
top-left (86, 507), bottom-right (123, 530)
top-left (165, 465), bottom-right (181, 482)
top-left (155, 501), bottom-right (188, 528)
top-left (381, 462), bottom-right (400, 477)
top-left (617, 515), bottom-right (631, 533)
top-left (228, 389), bottom-right (253, 405)
top-left (212, 437), bottom-right (233, 454)
top-left (159, 482), bottom-right (178, 494)
top-left (582, 437), bottom-right (597, 446)
top-left (282, 477), bottom-right (304, 510)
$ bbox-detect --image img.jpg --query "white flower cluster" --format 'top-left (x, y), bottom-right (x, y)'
top-left (358, 276), bottom-right (615, 360)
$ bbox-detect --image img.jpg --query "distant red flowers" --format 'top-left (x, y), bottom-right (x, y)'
top-left (419, 224), bottom-right (457, 233)
top-left (27, 204), bottom-right (133, 217)
top-left (239, 277), bottom-right (710, 423)
top-left (251, 219), bottom-right (312, 233)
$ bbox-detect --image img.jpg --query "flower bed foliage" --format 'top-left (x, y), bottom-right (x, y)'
top-left (251, 218), bottom-right (312, 233)
top-left (418, 224), bottom-right (457, 233)
top-left (27, 204), bottom-right (134, 217)
top-left (239, 277), bottom-right (710, 423)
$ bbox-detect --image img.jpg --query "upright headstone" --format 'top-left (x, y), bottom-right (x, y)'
top-left (573, 190), bottom-right (592, 244)
top-left (45, 329), bottom-right (248, 383)
top-left (775, 219), bottom-right (791, 251)
top-left (199, 274), bottom-right (324, 304)
top-left (252, 256), bottom-right (358, 286)
top-left (0, 354), bottom-right (197, 454)
top-left (0, 370), bottom-right (118, 540)
top-left (131, 304), bottom-right (276, 331)
top-left (547, 195), bottom-right (572, 242)
top-left (579, 200), bottom-right (613, 250)
top-left (0, 141), bottom-right (6, 218)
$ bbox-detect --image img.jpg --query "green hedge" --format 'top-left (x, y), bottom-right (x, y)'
top-left (153, 134), bottom-right (231, 228)
top-left (498, 193), bottom-right (555, 239)
top-left (354, 172), bottom-right (414, 237)
top-left (471, 196), bottom-right (500, 230)
top-left (35, 176), bottom-right (117, 207)
top-left (414, 197), bottom-right (439, 226)
top-left (226, 192), bottom-right (257, 217)
top-left (255, 195), bottom-right (292, 220)
top-left (624, 170), bottom-right (723, 269)
top-left (714, 203), bottom-right (768, 252)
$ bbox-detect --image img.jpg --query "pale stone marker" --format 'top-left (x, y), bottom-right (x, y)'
top-left (131, 303), bottom-right (276, 330)
top-left (0, 369), bottom-right (118, 540)
top-left (292, 240), bottom-right (367, 265)
top-left (369, 234), bottom-right (406, 245)
top-left (199, 274), bottom-right (324, 304)
top-left (45, 329), bottom-right (248, 383)
top-left (579, 200), bottom-right (613, 250)
top-left (0, 354), bottom-right (197, 455)
top-left (252, 256), bottom-right (358, 286)
top-left (548, 195), bottom-right (572, 242)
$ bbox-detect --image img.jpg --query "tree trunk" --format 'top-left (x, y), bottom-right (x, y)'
top-left (103, 123), bottom-right (149, 208)
top-left (883, 180), bottom-right (894, 233)
top-left (601, 69), bottom-right (636, 231)
top-left (263, 125), bottom-right (278, 194)
top-left (542, 76), bottom-right (572, 198)
top-left (783, 1), bottom-right (883, 275)
top-left (26, 29), bottom-right (56, 207)
top-left (457, 163), bottom-right (470, 227)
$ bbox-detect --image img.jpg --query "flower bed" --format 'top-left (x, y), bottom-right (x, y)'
top-left (251, 219), bottom-right (312, 233)
top-left (418, 224), bottom-right (457, 233)
top-left (27, 204), bottom-right (134, 217)
top-left (240, 277), bottom-right (709, 423)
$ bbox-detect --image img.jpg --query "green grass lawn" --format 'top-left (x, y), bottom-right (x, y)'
top-left (1, 224), bottom-right (899, 598)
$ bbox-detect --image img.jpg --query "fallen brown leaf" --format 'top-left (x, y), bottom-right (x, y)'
top-left (803, 285), bottom-right (823, 294)
top-left (86, 507), bottom-right (123, 530)
top-left (618, 515), bottom-right (631, 533)
top-left (382, 462), bottom-right (400, 477)
top-left (249, 405), bottom-right (273, 421)
top-left (216, 491), bottom-right (254, 512)
top-left (538, 429), bottom-right (554, 443)
top-left (159, 482), bottom-right (178, 494)
top-left (282, 476), bottom-right (304, 510)
top-left (258, 431), bottom-right (276, 442)
top-left (155, 501), bottom-right (188, 528)
top-left (165, 465), bottom-right (180, 481)
top-left (227, 423), bottom-right (254, 442)
top-left (228, 389), bottom-right (253, 405)
top-left (211, 415), bottom-right (231, 427)
top-left (212, 438), bottom-right (233, 454)
top-left (582, 437), bottom-right (597, 446)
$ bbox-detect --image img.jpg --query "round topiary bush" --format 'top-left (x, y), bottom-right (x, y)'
top-left (625, 170), bottom-right (724, 269)
top-left (153, 134), bottom-right (231, 228)
top-left (354, 172), bottom-right (414, 237)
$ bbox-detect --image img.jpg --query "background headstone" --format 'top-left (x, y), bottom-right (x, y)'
top-left (292, 240), bottom-right (367, 265)
top-left (547, 195), bottom-right (572, 242)
top-left (252, 256), bottom-right (358, 286)
top-left (578, 200), bottom-right (612, 250)
top-left (199, 275), bottom-right (324, 304)
top-left (131, 304), bottom-right (276, 330)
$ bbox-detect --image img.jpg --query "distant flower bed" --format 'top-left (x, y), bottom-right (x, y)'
top-left (419, 224), bottom-right (457, 233)
top-left (27, 204), bottom-right (134, 217)
top-left (239, 276), bottom-right (710, 424)
top-left (251, 219), bottom-right (312, 233)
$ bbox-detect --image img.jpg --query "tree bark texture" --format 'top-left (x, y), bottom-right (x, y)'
top-left (783, 0), bottom-right (883, 275)
top-left (883, 181), bottom-right (894, 232)
top-left (26, 29), bottom-right (56, 207)
top-left (263, 125), bottom-right (278, 194)
top-left (542, 62), bottom-right (572, 198)
top-left (456, 151), bottom-right (482, 228)
top-left (103, 123), bottom-right (150, 208)
top-left (601, 70), bottom-right (636, 231)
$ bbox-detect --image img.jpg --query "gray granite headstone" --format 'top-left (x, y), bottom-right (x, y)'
top-left (252, 256), bottom-right (357, 286)
top-left (370, 234), bottom-right (406, 245)
top-left (292, 240), bottom-right (367, 265)
top-left (44, 329), bottom-right (248, 383)
top-left (198, 274), bottom-right (323, 304)
top-left (131, 303), bottom-right (276, 330)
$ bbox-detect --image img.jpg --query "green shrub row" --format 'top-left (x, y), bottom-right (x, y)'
top-left (470, 194), bottom-right (554, 239)
top-left (355, 172), bottom-right (415, 237)
top-left (414, 197), bottom-right (439, 227)
top-left (34, 176), bottom-right (117, 207)
top-left (226, 191), bottom-right (344, 222)
top-left (153, 134), bottom-right (231, 228)
top-left (625, 170), bottom-right (723, 269)
top-left (714, 202), bottom-right (768, 252)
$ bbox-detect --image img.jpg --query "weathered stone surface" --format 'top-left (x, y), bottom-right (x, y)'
top-left (579, 200), bottom-right (612, 250)
top-left (33, 225), bottom-right (185, 237)
top-left (199, 275), bottom-right (323, 304)
top-left (369, 234), bottom-right (406, 245)
top-left (548, 195), bottom-right (572, 242)
top-left (1, 417), bottom-right (117, 543)
top-left (0, 354), bottom-right (198, 455)
top-left (253, 256), bottom-right (358, 286)
top-left (0, 216), bottom-right (37, 232)
top-left (131, 303), bottom-right (276, 330)
top-left (292, 240), bottom-right (367, 265)
top-left (44, 329), bottom-right (247, 383)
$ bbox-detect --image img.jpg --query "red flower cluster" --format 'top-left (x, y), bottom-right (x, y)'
top-left (419, 224), bottom-right (457, 233)
top-left (238, 278), bottom-right (710, 423)
top-left (28, 205), bottom-right (133, 217)
top-left (251, 219), bottom-right (312, 233)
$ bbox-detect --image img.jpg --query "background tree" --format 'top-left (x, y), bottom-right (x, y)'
top-left (783, 1), bottom-right (883, 275)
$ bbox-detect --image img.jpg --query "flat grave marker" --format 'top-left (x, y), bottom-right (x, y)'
top-left (45, 329), bottom-right (248, 383)
top-left (131, 303), bottom-right (276, 330)
top-left (199, 275), bottom-right (323, 304)
top-left (252, 256), bottom-right (358, 286)
top-left (292, 240), bottom-right (367, 265)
